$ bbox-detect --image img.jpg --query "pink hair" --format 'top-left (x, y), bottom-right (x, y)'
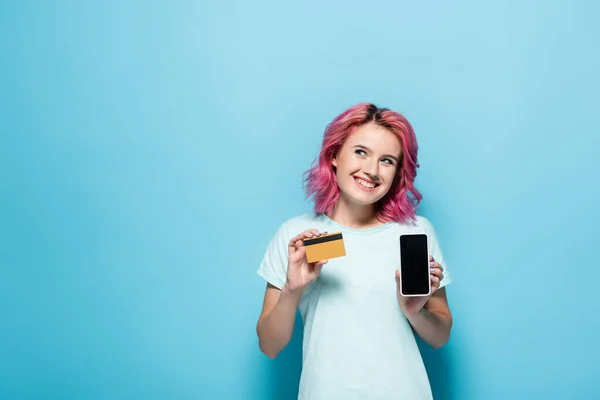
top-left (303, 102), bottom-right (423, 224)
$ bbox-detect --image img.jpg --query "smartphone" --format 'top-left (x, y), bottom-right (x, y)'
top-left (399, 233), bottom-right (431, 297)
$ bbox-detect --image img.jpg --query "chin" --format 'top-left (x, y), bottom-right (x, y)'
top-left (348, 188), bottom-right (386, 205)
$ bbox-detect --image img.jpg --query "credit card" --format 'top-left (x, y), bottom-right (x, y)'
top-left (303, 232), bottom-right (346, 263)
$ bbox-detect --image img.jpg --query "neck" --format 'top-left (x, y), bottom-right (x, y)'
top-left (327, 195), bottom-right (383, 229)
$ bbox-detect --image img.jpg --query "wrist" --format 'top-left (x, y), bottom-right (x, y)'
top-left (282, 281), bottom-right (306, 299)
top-left (403, 306), bottom-right (425, 321)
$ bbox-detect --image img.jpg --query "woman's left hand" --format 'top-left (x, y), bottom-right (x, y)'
top-left (395, 256), bottom-right (444, 318)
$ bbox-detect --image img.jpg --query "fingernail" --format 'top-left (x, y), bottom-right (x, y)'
top-left (307, 233), bottom-right (313, 237)
top-left (430, 262), bottom-right (435, 266)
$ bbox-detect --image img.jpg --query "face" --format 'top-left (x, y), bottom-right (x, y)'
top-left (332, 122), bottom-right (402, 206)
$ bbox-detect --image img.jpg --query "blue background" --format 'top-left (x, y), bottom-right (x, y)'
top-left (1, 1), bottom-right (599, 399)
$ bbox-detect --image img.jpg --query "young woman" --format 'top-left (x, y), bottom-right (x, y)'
top-left (256, 102), bottom-right (453, 399)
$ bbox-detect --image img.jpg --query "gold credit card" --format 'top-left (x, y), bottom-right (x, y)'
top-left (303, 232), bottom-right (346, 263)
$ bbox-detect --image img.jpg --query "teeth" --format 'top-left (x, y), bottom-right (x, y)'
top-left (357, 178), bottom-right (376, 188)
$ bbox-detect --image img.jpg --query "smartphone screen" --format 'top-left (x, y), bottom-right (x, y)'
top-left (399, 234), bottom-right (430, 296)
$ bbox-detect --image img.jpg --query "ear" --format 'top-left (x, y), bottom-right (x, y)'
top-left (332, 156), bottom-right (338, 167)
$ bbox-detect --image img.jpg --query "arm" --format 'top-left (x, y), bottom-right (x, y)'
top-left (406, 287), bottom-right (453, 349)
top-left (256, 282), bottom-right (304, 358)
top-left (256, 228), bottom-right (327, 358)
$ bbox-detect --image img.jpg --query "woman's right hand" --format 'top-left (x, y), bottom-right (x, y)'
top-left (284, 229), bottom-right (329, 294)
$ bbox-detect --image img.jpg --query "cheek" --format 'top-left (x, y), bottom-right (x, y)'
top-left (382, 168), bottom-right (398, 184)
top-left (336, 156), bottom-right (357, 172)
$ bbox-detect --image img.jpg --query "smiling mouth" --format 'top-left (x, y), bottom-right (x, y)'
top-left (354, 177), bottom-right (380, 189)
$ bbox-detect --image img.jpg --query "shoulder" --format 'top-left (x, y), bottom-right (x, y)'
top-left (388, 214), bottom-right (436, 232)
top-left (279, 212), bottom-right (321, 229)
top-left (414, 215), bottom-right (436, 231)
top-left (269, 212), bottom-right (324, 239)
top-left (282, 211), bottom-right (321, 226)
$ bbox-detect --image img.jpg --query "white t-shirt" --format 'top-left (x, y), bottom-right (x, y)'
top-left (257, 212), bottom-right (452, 400)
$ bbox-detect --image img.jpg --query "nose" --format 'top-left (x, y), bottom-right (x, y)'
top-left (362, 158), bottom-right (380, 180)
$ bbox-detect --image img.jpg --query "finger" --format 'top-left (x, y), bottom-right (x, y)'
top-left (430, 255), bottom-right (435, 262)
top-left (395, 270), bottom-right (401, 290)
top-left (431, 275), bottom-right (440, 287)
top-left (291, 229), bottom-right (328, 248)
top-left (430, 266), bottom-right (443, 280)
top-left (290, 228), bottom-right (320, 241)
top-left (289, 234), bottom-right (304, 248)
top-left (296, 244), bottom-right (306, 258)
top-left (300, 230), bottom-right (328, 248)
top-left (289, 232), bottom-right (314, 249)
top-left (300, 229), bottom-right (329, 250)
top-left (303, 229), bottom-right (327, 238)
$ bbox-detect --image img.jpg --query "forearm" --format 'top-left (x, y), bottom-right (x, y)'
top-left (257, 285), bottom-right (303, 358)
top-left (406, 307), bottom-right (452, 349)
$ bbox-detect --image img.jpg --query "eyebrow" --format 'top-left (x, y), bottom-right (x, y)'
top-left (353, 144), bottom-right (400, 163)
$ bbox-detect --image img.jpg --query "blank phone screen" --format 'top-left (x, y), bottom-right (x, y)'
top-left (399, 234), bottom-right (430, 295)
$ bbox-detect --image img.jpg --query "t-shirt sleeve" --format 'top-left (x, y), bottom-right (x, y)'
top-left (424, 218), bottom-right (453, 289)
top-left (256, 222), bottom-right (290, 290)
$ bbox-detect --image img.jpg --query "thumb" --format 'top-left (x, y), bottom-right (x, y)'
top-left (313, 259), bottom-right (328, 276)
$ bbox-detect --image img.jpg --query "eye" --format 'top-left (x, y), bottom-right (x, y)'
top-left (381, 158), bottom-right (394, 165)
top-left (354, 149), bottom-right (367, 157)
